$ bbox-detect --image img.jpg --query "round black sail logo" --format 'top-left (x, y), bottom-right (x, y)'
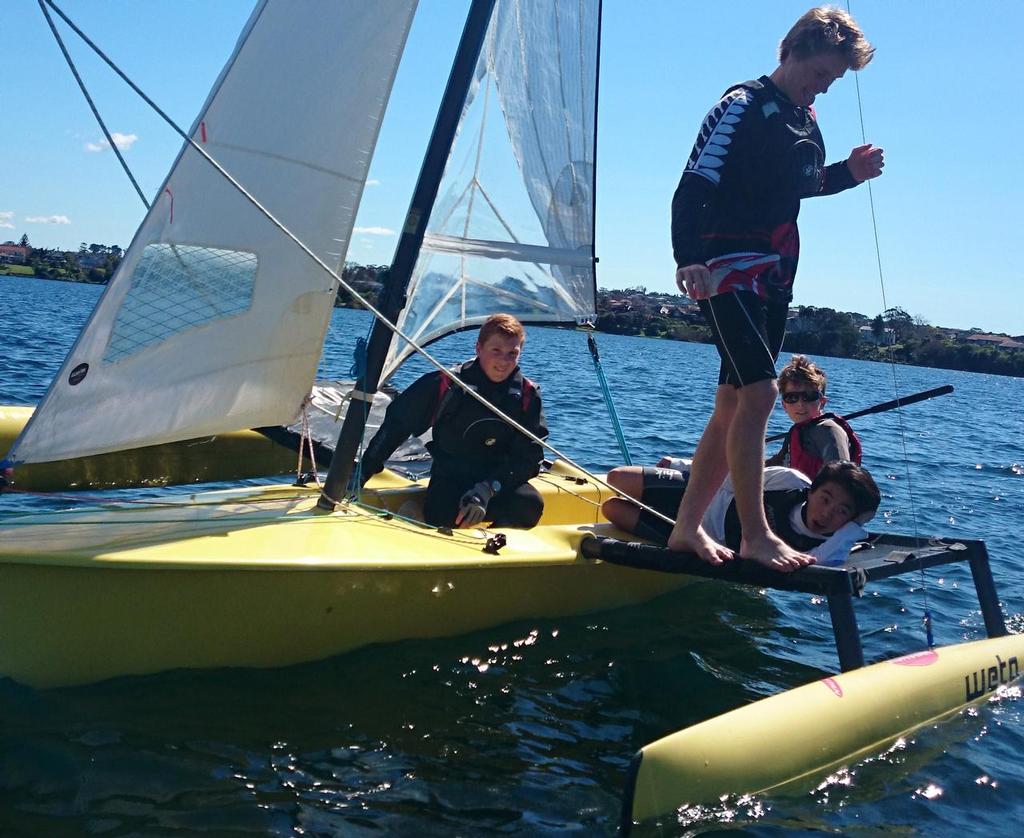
top-left (68, 363), bottom-right (89, 386)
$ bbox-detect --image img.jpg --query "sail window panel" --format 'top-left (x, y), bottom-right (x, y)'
top-left (396, 249), bottom-right (586, 356)
top-left (103, 244), bottom-right (257, 364)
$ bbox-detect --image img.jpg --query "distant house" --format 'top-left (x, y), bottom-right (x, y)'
top-left (78, 252), bottom-right (109, 269)
top-left (962, 333), bottom-right (1024, 351)
top-left (858, 325), bottom-right (895, 346)
top-left (786, 310), bottom-right (811, 333)
top-left (0, 244), bottom-right (29, 264)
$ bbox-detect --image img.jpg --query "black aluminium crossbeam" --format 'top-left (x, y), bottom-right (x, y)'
top-left (580, 534), bottom-right (1007, 672)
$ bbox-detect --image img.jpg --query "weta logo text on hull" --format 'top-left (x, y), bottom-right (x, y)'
top-left (964, 654), bottom-right (1019, 701)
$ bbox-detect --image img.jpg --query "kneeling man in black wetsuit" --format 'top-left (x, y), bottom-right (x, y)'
top-left (603, 460), bottom-right (880, 567)
top-left (358, 313), bottom-right (548, 529)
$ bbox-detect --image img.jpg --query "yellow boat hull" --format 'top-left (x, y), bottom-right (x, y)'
top-left (0, 462), bottom-right (692, 688)
top-left (1, 404), bottom-right (297, 490)
top-left (625, 633), bottom-right (1024, 828)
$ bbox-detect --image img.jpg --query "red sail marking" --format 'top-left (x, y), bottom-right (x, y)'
top-left (163, 187), bottom-right (174, 224)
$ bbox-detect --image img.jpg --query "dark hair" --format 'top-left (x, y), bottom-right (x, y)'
top-left (778, 6), bottom-right (875, 70)
top-left (810, 460), bottom-right (881, 519)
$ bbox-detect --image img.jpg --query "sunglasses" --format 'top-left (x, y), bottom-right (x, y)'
top-left (781, 390), bottom-right (823, 404)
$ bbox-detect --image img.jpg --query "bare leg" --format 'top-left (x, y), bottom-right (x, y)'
top-left (729, 379), bottom-right (814, 572)
top-left (602, 467), bottom-right (645, 532)
top-left (667, 385), bottom-right (737, 564)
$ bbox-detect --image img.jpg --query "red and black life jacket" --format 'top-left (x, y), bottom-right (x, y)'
top-left (787, 412), bottom-right (862, 479)
top-left (431, 362), bottom-right (536, 427)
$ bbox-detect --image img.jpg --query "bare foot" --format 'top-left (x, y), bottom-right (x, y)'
top-left (667, 523), bottom-right (735, 566)
top-left (739, 533), bottom-right (815, 573)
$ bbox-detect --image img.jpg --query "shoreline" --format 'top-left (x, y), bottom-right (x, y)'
top-left (5, 272), bottom-right (1021, 379)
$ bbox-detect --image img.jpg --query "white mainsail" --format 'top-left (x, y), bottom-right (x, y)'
top-left (8, 0), bottom-right (417, 465)
top-left (381, 0), bottom-right (598, 379)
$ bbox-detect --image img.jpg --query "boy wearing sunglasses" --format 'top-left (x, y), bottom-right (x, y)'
top-left (766, 355), bottom-right (861, 479)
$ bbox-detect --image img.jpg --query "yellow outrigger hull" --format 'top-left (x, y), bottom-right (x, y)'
top-left (1, 405), bottom-right (297, 491)
top-left (626, 633), bottom-right (1024, 828)
top-left (0, 463), bottom-right (692, 688)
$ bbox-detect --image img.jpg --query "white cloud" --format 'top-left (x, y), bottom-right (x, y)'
top-left (25, 215), bottom-right (71, 225)
top-left (85, 132), bottom-right (139, 153)
top-left (0, 210), bottom-right (13, 229)
top-left (366, 179), bottom-right (380, 186)
top-left (353, 226), bottom-right (394, 236)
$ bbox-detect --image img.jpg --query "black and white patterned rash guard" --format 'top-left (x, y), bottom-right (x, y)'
top-left (671, 75), bottom-right (858, 301)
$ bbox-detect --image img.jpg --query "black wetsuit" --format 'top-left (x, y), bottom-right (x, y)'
top-left (359, 359), bottom-right (548, 528)
top-left (671, 76), bottom-right (859, 386)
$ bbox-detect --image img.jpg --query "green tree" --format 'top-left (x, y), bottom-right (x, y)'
top-left (883, 306), bottom-right (914, 341)
top-left (871, 313), bottom-right (885, 341)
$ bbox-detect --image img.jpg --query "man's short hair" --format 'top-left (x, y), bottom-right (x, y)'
top-left (811, 460), bottom-right (881, 520)
top-left (478, 313), bottom-right (526, 345)
top-left (778, 354), bottom-right (827, 395)
top-left (779, 6), bottom-right (875, 70)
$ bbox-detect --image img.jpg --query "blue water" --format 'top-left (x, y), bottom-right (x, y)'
top-left (2, 274), bottom-right (1023, 836)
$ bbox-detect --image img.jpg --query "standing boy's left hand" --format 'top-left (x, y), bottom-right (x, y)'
top-left (846, 143), bottom-right (884, 182)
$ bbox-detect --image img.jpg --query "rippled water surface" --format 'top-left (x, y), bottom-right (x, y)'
top-left (2, 275), bottom-right (1023, 836)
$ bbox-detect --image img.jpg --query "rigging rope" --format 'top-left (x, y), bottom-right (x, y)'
top-left (848, 1), bottom-right (932, 647)
top-left (586, 332), bottom-right (631, 465)
top-left (38, 1), bottom-right (150, 210)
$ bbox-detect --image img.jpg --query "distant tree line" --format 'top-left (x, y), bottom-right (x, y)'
top-left (0, 234), bottom-right (123, 283)
top-left (331, 271), bottom-right (1024, 377)
top-left (18, 249), bottom-right (1014, 377)
top-left (596, 288), bottom-right (1024, 378)
top-left (334, 262), bottom-right (387, 309)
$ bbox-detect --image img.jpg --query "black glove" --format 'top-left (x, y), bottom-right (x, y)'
top-left (455, 480), bottom-right (497, 528)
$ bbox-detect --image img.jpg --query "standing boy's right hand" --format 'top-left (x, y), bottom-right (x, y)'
top-left (676, 264), bottom-right (712, 300)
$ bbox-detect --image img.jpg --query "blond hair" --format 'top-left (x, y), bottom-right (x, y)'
top-left (779, 6), bottom-right (875, 70)
top-left (778, 355), bottom-right (827, 394)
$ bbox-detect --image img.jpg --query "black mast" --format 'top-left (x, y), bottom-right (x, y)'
top-left (318, 0), bottom-right (498, 510)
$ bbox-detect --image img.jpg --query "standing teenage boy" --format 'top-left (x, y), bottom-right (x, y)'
top-left (669, 6), bottom-right (884, 571)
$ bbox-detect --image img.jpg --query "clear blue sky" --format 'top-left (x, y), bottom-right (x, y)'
top-left (4, 1), bottom-right (1021, 335)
